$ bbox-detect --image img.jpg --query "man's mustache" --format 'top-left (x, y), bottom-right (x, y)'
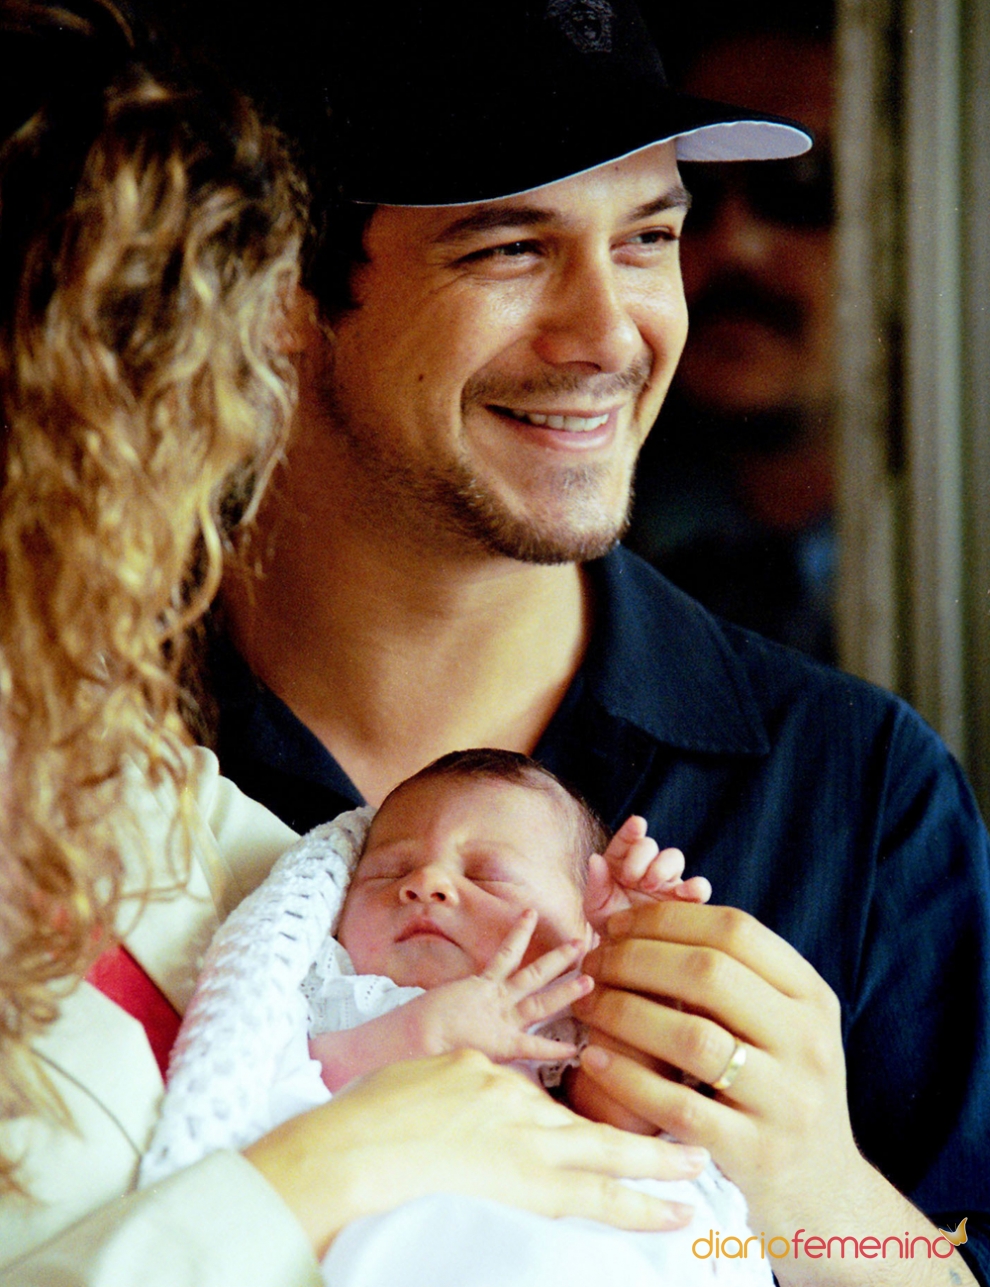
top-left (688, 274), bottom-right (805, 340)
top-left (463, 355), bottom-right (653, 406)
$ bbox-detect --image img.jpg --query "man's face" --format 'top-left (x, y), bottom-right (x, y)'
top-left (319, 143), bottom-right (689, 563)
top-left (337, 775), bottom-right (590, 989)
top-left (676, 35), bottom-right (834, 418)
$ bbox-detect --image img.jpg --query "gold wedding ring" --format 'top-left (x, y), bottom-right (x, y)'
top-left (711, 1039), bottom-right (747, 1091)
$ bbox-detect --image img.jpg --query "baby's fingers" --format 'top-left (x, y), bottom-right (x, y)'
top-left (481, 909), bottom-right (538, 981)
top-left (509, 1033), bottom-right (581, 1063)
top-left (507, 938), bottom-right (584, 997)
top-left (603, 815), bottom-right (650, 857)
top-left (674, 874), bottom-right (712, 904)
top-left (607, 836), bottom-right (661, 888)
top-left (636, 846), bottom-right (686, 893)
top-left (516, 972), bottom-right (593, 1024)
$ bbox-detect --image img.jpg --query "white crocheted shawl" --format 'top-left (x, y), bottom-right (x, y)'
top-left (140, 808), bottom-right (378, 1188)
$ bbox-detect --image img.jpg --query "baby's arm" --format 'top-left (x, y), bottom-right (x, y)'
top-left (310, 910), bottom-right (592, 1093)
top-left (585, 816), bottom-right (712, 931)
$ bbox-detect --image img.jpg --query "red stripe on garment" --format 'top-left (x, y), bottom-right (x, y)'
top-left (86, 944), bottom-right (181, 1079)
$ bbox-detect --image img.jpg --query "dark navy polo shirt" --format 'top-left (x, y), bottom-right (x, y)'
top-left (209, 546), bottom-right (990, 1281)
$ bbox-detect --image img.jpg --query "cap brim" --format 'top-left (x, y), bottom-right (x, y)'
top-left (342, 90), bottom-right (812, 207)
top-left (672, 104), bottom-right (813, 163)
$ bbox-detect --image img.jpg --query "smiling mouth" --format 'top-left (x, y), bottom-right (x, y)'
top-left (493, 406), bottom-right (612, 432)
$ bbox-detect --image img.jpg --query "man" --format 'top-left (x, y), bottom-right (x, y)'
top-left (628, 9), bottom-right (837, 661)
top-left (173, 1), bottom-right (989, 1282)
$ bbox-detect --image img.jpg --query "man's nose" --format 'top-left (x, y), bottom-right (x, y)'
top-left (399, 865), bottom-right (459, 904)
top-left (532, 248), bottom-right (644, 373)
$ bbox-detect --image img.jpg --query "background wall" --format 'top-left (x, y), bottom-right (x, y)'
top-left (836, 0), bottom-right (990, 813)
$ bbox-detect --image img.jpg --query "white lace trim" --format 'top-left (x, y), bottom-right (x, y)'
top-left (303, 936), bottom-right (425, 1034)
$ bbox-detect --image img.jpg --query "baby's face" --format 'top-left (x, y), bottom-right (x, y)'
top-left (337, 775), bottom-right (591, 989)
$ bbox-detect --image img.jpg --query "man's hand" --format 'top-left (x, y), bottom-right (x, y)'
top-left (569, 902), bottom-right (976, 1287)
top-left (585, 816), bottom-right (712, 931)
top-left (415, 909), bottom-right (592, 1063)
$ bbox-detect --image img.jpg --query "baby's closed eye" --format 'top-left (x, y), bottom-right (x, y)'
top-left (352, 856), bottom-right (414, 882)
top-left (466, 861), bottom-right (519, 886)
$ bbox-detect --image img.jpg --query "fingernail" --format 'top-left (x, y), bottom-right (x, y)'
top-left (678, 1147), bottom-right (710, 1170)
top-left (664, 1201), bottom-right (695, 1226)
top-left (581, 1044), bottom-right (610, 1071)
top-left (576, 974), bottom-right (594, 994)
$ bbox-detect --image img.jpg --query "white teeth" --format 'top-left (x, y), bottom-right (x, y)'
top-left (511, 410), bottom-right (610, 432)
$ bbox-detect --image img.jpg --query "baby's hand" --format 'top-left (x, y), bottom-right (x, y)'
top-left (585, 816), bottom-right (712, 931)
top-left (413, 910), bottom-right (592, 1065)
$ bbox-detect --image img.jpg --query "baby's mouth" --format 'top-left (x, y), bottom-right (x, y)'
top-left (396, 916), bottom-right (457, 945)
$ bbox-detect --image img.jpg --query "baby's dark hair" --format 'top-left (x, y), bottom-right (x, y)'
top-left (374, 749), bottom-right (609, 887)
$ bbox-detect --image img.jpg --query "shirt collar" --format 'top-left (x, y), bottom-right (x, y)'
top-left (580, 547), bottom-right (770, 756)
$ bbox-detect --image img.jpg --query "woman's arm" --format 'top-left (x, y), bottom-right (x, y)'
top-left (244, 1049), bottom-right (710, 1261)
top-left (1, 1152), bottom-right (320, 1287)
top-left (2, 1039), bottom-right (709, 1284)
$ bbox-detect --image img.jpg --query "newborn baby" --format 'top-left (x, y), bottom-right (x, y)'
top-left (309, 747), bottom-right (711, 1092)
top-left (143, 751), bottom-right (768, 1287)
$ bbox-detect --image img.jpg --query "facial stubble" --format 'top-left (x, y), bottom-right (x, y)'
top-left (322, 358), bottom-right (651, 566)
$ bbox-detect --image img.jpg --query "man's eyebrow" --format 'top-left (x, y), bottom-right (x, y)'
top-left (627, 184), bottom-right (693, 219)
top-left (433, 205), bottom-right (556, 243)
top-left (433, 183), bottom-right (692, 244)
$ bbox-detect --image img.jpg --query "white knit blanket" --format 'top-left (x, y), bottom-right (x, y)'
top-left (139, 807), bottom-right (375, 1188)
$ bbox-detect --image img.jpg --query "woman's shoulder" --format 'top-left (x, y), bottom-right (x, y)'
top-left (185, 747), bottom-right (301, 914)
top-left (111, 748), bottom-right (301, 1015)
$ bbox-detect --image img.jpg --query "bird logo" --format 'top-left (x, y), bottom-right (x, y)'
top-left (939, 1218), bottom-right (968, 1247)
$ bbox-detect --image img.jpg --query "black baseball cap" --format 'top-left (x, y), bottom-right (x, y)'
top-left (327, 0), bottom-right (813, 206)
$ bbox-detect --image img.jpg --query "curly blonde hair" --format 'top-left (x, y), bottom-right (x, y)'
top-left (0, 0), bottom-right (306, 1189)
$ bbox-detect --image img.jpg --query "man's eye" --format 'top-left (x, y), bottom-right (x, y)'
top-left (460, 239), bottom-right (540, 263)
top-left (628, 227), bottom-right (679, 246)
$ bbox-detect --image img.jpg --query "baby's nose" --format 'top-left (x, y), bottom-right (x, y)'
top-left (399, 865), bottom-right (458, 903)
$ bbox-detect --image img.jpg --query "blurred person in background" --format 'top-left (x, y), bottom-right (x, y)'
top-left (629, 3), bottom-right (836, 662)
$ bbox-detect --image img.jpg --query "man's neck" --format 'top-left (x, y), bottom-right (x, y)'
top-left (223, 477), bottom-right (589, 807)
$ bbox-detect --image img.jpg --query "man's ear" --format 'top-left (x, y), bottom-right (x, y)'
top-left (277, 285), bottom-right (332, 355)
